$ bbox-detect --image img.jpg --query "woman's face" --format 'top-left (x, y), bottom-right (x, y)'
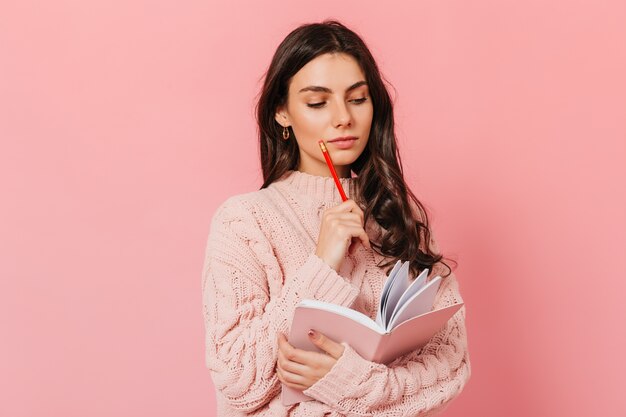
top-left (275, 52), bottom-right (373, 178)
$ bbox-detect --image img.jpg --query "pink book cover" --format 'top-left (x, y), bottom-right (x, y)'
top-left (281, 301), bottom-right (464, 406)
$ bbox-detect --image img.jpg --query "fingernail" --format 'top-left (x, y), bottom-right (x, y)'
top-left (308, 329), bottom-right (317, 339)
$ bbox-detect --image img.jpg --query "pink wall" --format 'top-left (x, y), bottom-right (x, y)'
top-left (1, 1), bottom-right (624, 416)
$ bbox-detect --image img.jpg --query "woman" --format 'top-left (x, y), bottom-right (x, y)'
top-left (202, 20), bottom-right (471, 416)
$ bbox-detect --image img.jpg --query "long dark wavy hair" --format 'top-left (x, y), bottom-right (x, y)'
top-left (254, 19), bottom-right (454, 279)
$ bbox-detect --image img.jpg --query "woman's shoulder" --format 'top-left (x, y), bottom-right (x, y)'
top-left (209, 187), bottom-right (277, 230)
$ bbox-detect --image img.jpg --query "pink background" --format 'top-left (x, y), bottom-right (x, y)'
top-left (1, 1), bottom-right (625, 416)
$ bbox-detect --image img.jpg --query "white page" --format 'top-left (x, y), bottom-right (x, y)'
top-left (388, 275), bottom-right (442, 330)
top-left (298, 299), bottom-right (384, 334)
top-left (375, 260), bottom-right (403, 327)
top-left (382, 261), bottom-right (412, 327)
top-left (378, 260), bottom-right (405, 327)
top-left (389, 268), bottom-right (430, 325)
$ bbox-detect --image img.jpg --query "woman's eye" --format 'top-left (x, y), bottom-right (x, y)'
top-left (307, 97), bottom-right (368, 109)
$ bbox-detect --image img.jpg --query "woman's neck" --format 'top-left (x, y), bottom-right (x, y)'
top-left (296, 162), bottom-right (351, 178)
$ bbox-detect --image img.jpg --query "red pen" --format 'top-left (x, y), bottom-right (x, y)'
top-left (318, 139), bottom-right (348, 201)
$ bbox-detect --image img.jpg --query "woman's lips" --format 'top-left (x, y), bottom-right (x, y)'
top-left (328, 138), bottom-right (357, 149)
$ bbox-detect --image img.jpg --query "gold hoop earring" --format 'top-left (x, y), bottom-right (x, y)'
top-left (282, 126), bottom-right (290, 140)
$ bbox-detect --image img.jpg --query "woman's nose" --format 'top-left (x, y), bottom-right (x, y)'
top-left (332, 101), bottom-right (352, 128)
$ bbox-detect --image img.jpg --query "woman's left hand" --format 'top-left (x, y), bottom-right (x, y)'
top-left (276, 330), bottom-right (345, 391)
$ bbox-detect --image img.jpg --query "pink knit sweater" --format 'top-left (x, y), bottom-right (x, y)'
top-left (201, 169), bottom-right (471, 417)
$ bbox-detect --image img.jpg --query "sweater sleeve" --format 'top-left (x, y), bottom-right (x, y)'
top-left (301, 241), bottom-right (471, 416)
top-left (201, 196), bottom-right (360, 413)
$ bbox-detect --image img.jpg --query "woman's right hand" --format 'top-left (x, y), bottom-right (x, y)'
top-left (315, 199), bottom-right (372, 271)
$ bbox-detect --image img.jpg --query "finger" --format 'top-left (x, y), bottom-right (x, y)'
top-left (348, 239), bottom-right (357, 255)
top-left (341, 224), bottom-right (371, 250)
top-left (278, 334), bottom-right (309, 365)
top-left (346, 223), bottom-right (371, 249)
top-left (308, 330), bottom-right (345, 359)
top-left (334, 200), bottom-right (365, 223)
top-left (280, 340), bottom-right (337, 370)
top-left (331, 217), bottom-right (363, 231)
top-left (278, 347), bottom-right (310, 375)
top-left (277, 332), bottom-right (287, 350)
top-left (359, 229), bottom-right (372, 249)
top-left (343, 200), bottom-right (365, 224)
top-left (339, 212), bottom-right (364, 225)
top-left (334, 199), bottom-right (357, 210)
top-left (323, 212), bottom-right (363, 229)
top-left (328, 199), bottom-right (362, 215)
top-left (277, 333), bottom-right (297, 360)
top-left (276, 366), bottom-right (309, 391)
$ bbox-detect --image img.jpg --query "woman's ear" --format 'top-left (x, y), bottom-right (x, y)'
top-left (274, 106), bottom-right (290, 127)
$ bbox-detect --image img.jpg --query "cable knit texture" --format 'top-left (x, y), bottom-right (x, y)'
top-left (201, 170), bottom-right (471, 417)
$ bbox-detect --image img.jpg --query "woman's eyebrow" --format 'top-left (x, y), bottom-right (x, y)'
top-left (298, 80), bottom-right (367, 94)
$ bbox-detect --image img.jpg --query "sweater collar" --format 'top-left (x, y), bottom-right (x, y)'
top-left (274, 169), bottom-right (356, 203)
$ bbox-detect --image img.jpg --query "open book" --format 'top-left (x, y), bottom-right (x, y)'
top-left (281, 260), bottom-right (464, 406)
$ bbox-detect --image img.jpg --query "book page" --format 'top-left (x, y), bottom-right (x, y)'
top-left (297, 299), bottom-right (384, 333)
top-left (375, 260), bottom-right (403, 327)
top-left (383, 263), bottom-right (429, 328)
top-left (388, 275), bottom-right (442, 330)
top-left (387, 268), bottom-right (431, 328)
top-left (381, 261), bottom-right (411, 327)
